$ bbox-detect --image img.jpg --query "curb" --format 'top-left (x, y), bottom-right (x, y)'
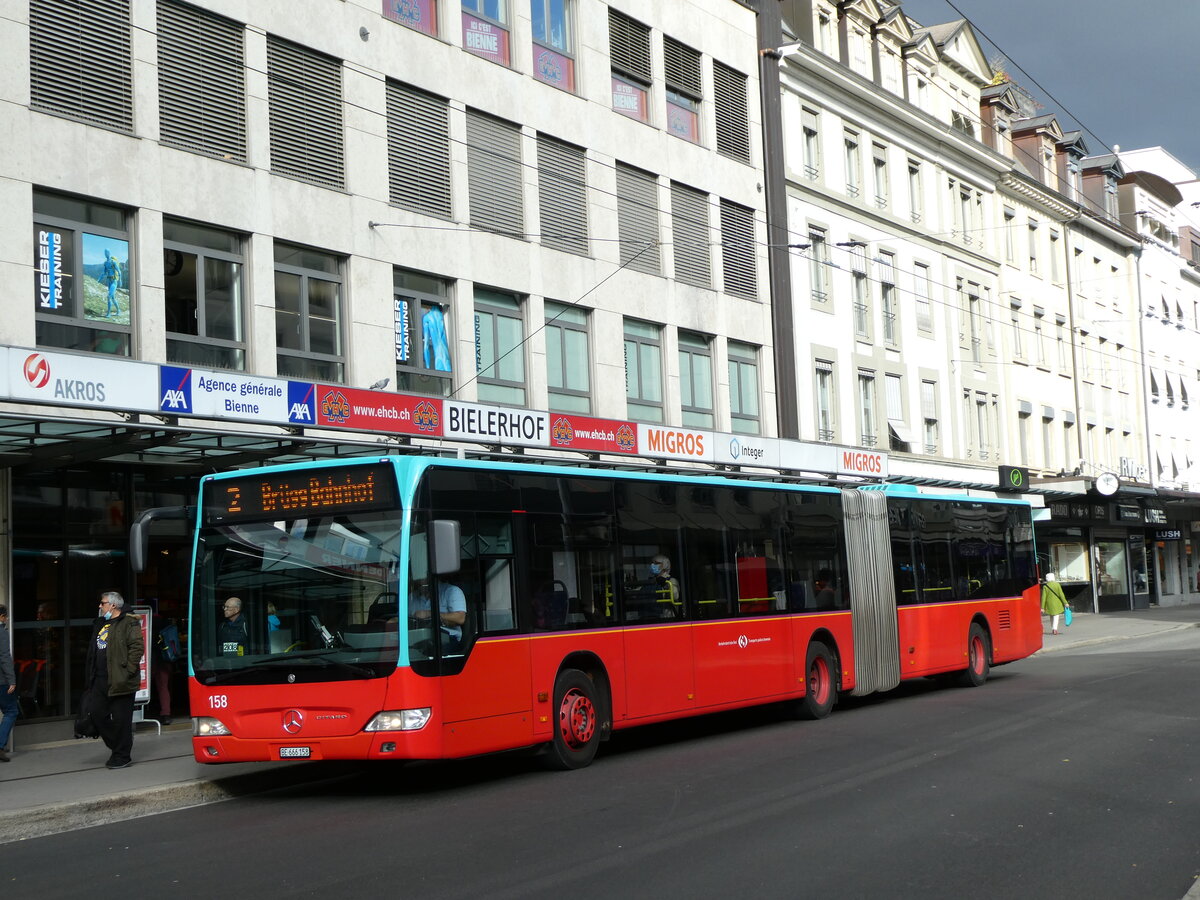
top-left (1034, 621), bottom-right (1200, 655)
top-left (0, 761), bottom-right (357, 845)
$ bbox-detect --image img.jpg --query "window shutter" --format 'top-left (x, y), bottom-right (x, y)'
top-left (720, 199), bottom-right (756, 299)
top-left (671, 182), bottom-right (710, 288)
top-left (609, 10), bottom-right (651, 83)
top-left (617, 164), bottom-right (660, 275)
top-left (266, 36), bottom-right (344, 188)
top-left (157, 0), bottom-right (246, 161)
top-left (387, 81), bottom-right (452, 218)
top-left (30, 0), bottom-right (133, 131)
top-left (663, 38), bottom-right (702, 98)
top-left (467, 110), bottom-right (524, 236)
top-left (537, 135), bottom-right (589, 256)
top-left (713, 62), bottom-right (750, 162)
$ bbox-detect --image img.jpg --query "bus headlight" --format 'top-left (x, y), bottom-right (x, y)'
top-left (194, 717), bottom-right (232, 736)
top-left (364, 709), bottom-right (431, 732)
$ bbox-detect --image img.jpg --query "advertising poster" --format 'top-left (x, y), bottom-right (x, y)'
top-left (132, 605), bottom-right (152, 704)
top-left (314, 384), bottom-right (444, 436)
top-left (81, 233), bottom-right (130, 325)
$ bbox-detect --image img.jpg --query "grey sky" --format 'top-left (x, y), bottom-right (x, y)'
top-left (895, 0), bottom-right (1200, 172)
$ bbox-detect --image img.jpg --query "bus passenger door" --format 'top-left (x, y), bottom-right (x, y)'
top-left (622, 624), bottom-right (694, 720)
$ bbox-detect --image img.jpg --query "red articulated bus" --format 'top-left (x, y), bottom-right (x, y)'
top-left (131, 456), bottom-right (1042, 769)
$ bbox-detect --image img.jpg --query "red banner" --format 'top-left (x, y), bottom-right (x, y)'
top-left (549, 415), bottom-right (638, 455)
top-left (314, 385), bottom-right (444, 436)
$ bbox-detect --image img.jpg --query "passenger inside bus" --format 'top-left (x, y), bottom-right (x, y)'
top-left (218, 597), bottom-right (249, 656)
top-left (644, 554), bottom-right (681, 618)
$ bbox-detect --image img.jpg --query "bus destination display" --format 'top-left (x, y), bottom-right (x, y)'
top-left (205, 465), bottom-right (397, 523)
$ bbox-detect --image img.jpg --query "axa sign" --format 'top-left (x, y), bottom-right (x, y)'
top-left (159, 365), bottom-right (193, 414)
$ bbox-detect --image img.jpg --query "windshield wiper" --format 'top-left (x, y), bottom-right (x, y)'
top-left (202, 654), bottom-right (376, 683)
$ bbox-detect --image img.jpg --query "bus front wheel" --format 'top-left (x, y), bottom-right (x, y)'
top-left (798, 642), bottom-right (836, 720)
top-left (544, 669), bottom-right (601, 770)
top-left (957, 623), bottom-right (991, 688)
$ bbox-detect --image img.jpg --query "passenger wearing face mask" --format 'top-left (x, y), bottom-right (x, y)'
top-left (647, 554), bottom-right (682, 618)
top-left (83, 591), bottom-right (144, 769)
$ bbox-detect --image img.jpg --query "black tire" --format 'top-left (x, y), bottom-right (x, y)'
top-left (798, 642), bottom-right (836, 720)
top-left (957, 623), bottom-right (991, 687)
top-left (543, 669), bottom-right (602, 770)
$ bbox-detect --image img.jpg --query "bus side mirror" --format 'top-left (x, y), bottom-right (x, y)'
top-left (130, 519), bottom-right (150, 574)
top-left (129, 506), bottom-right (193, 574)
top-left (430, 519), bottom-right (461, 575)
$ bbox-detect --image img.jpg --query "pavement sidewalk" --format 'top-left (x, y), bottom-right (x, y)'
top-left (2, 603), bottom-right (1199, 844)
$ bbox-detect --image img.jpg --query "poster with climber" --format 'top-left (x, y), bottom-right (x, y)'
top-left (81, 232), bottom-right (130, 325)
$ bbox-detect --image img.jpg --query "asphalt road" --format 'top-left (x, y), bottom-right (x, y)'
top-left (9, 631), bottom-right (1200, 900)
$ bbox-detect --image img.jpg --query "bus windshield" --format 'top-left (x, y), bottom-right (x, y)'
top-left (191, 511), bottom-right (402, 684)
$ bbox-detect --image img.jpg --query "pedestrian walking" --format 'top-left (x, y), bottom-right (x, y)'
top-left (84, 591), bottom-right (144, 769)
top-left (1041, 572), bottom-right (1069, 635)
top-left (0, 604), bottom-right (18, 761)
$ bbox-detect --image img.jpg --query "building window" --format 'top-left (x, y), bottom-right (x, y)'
top-left (858, 370), bottom-right (877, 447)
top-left (394, 269), bottom-right (453, 397)
top-left (157, 0), bottom-right (246, 161)
top-left (383, 0), bottom-right (438, 36)
top-left (467, 110), bottom-right (523, 236)
top-left (879, 252), bottom-right (897, 346)
top-left (808, 226), bottom-right (829, 304)
top-left (713, 61), bottom-right (750, 162)
top-left (815, 361), bottom-right (835, 441)
top-left (975, 392), bottom-right (992, 460)
top-left (30, 0), bottom-right (133, 131)
top-left (921, 380), bottom-right (938, 453)
top-left (664, 38), bottom-right (702, 144)
top-left (544, 301), bottom-right (590, 413)
top-left (678, 332), bottom-right (714, 428)
top-left (801, 108), bottom-right (821, 181)
top-left (461, 0), bottom-right (510, 65)
top-left (1028, 220), bottom-right (1039, 274)
top-left (474, 288), bottom-right (526, 405)
top-left (1049, 229), bottom-right (1062, 283)
top-left (33, 191), bottom-right (132, 356)
top-left (616, 163), bottom-right (661, 275)
top-left (531, 0), bottom-right (575, 90)
top-left (850, 244), bottom-right (870, 339)
top-left (609, 9), bottom-right (651, 123)
top-left (721, 199), bottom-right (757, 301)
top-left (274, 242), bottom-right (344, 382)
top-left (1010, 301), bottom-right (1023, 360)
top-left (885, 373), bottom-right (910, 452)
top-left (387, 81), bottom-right (452, 219)
top-left (1018, 408), bottom-right (1031, 463)
top-left (1041, 413), bottom-right (1054, 471)
top-left (671, 182), bottom-right (711, 288)
top-left (1033, 309), bottom-right (1046, 366)
top-left (537, 134), bottom-right (588, 256)
top-left (872, 144), bottom-right (888, 209)
top-left (727, 341), bottom-right (760, 435)
top-left (1003, 208), bottom-right (1016, 263)
top-left (913, 262), bottom-right (933, 333)
top-left (907, 159), bottom-right (922, 222)
top-left (266, 35), bottom-right (344, 188)
top-left (163, 218), bottom-right (245, 370)
top-left (624, 319), bottom-right (663, 422)
top-left (844, 131), bottom-right (861, 198)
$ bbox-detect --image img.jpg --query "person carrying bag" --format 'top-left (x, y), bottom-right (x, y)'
top-left (1041, 572), bottom-right (1069, 635)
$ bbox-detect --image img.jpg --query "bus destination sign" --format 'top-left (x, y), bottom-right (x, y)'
top-left (204, 464), bottom-right (397, 524)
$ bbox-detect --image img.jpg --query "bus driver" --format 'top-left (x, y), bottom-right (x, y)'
top-left (409, 579), bottom-right (467, 650)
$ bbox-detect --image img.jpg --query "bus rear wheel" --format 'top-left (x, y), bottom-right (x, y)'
top-left (957, 623), bottom-right (991, 688)
top-left (544, 669), bottom-right (601, 770)
top-left (798, 642), bottom-right (836, 720)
